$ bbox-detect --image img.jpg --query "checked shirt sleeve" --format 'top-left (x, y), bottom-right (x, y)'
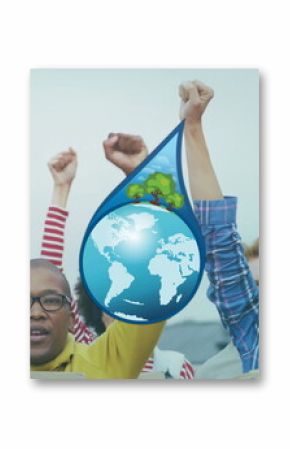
top-left (193, 197), bottom-right (259, 373)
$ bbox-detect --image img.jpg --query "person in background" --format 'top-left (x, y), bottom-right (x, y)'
top-left (178, 80), bottom-right (259, 377)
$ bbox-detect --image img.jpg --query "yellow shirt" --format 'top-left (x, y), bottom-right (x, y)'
top-left (31, 320), bottom-right (164, 379)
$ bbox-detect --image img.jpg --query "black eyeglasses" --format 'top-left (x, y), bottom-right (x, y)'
top-left (30, 294), bottom-right (71, 312)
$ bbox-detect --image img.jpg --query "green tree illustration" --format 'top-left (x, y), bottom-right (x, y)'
top-left (144, 172), bottom-right (175, 205)
top-left (165, 192), bottom-right (185, 211)
top-left (126, 183), bottom-right (145, 202)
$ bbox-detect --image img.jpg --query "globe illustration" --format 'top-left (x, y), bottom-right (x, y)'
top-left (81, 203), bottom-right (201, 323)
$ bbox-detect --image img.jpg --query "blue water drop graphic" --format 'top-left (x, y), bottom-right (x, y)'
top-left (80, 122), bottom-right (205, 324)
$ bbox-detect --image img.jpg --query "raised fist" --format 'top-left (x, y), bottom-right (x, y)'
top-left (179, 80), bottom-right (214, 123)
top-left (47, 147), bottom-right (78, 186)
top-left (103, 133), bottom-right (148, 175)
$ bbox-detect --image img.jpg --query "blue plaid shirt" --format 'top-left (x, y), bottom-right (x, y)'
top-left (193, 197), bottom-right (259, 373)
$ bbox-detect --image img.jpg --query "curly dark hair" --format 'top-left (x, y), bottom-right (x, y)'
top-left (74, 277), bottom-right (106, 336)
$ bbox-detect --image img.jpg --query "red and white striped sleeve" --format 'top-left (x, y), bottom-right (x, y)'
top-left (40, 205), bottom-right (94, 344)
top-left (179, 359), bottom-right (195, 380)
top-left (141, 355), bottom-right (195, 380)
top-left (141, 357), bottom-right (155, 373)
top-left (40, 206), bottom-right (68, 269)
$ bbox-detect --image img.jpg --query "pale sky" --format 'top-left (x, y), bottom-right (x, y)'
top-left (30, 68), bottom-right (259, 323)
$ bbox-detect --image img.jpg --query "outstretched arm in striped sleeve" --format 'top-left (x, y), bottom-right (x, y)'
top-left (40, 148), bottom-right (94, 344)
top-left (41, 147), bottom-right (77, 269)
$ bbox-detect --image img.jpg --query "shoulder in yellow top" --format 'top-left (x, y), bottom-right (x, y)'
top-left (31, 321), bottom-right (164, 379)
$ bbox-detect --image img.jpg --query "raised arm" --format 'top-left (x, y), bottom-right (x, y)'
top-left (48, 147), bottom-right (78, 208)
top-left (179, 80), bottom-right (222, 200)
top-left (41, 148), bottom-right (77, 269)
top-left (40, 148), bottom-right (94, 344)
top-left (102, 132), bottom-right (196, 378)
top-left (180, 80), bottom-right (259, 373)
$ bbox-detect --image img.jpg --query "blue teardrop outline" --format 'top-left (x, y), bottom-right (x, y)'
top-left (79, 121), bottom-right (206, 324)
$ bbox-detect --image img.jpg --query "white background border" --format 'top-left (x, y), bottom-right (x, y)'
top-left (0, 1), bottom-right (288, 448)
